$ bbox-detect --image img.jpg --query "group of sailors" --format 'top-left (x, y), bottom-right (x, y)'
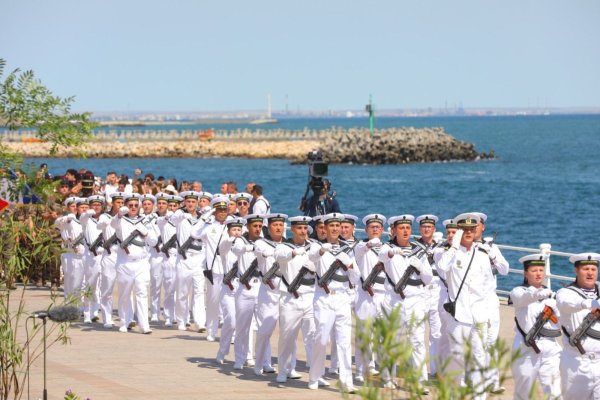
top-left (53, 190), bottom-right (600, 399)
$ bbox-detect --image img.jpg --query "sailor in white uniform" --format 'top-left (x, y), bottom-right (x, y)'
top-left (140, 194), bottom-right (164, 323)
top-left (556, 252), bottom-right (600, 399)
top-left (510, 253), bottom-right (562, 400)
top-left (54, 197), bottom-right (81, 304)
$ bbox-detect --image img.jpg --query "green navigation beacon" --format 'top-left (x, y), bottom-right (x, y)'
top-left (365, 94), bottom-right (375, 136)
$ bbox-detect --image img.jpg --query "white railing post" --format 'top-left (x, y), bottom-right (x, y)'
top-left (540, 243), bottom-right (552, 289)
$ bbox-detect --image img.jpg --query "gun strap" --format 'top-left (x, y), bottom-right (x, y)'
top-left (406, 278), bottom-right (424, 287)
top-left (516, 317), bottom-right (561, 342)
top-left (208, 224), bottom-right (227, 271)
top-left (330, 274), bottom-right (349, 283)
top-left (300, 277), bottom-right (316, 285)
top-left (448, 247), bottom-right (477, 304)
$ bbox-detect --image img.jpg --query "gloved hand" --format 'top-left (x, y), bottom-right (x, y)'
top-left (535, 288), bottom-right (553, 300)
top-left (392, 247), bottom-right (405, 255)
top-left (227, 236), bottom-right (236, 243)
top-left (367, 238), bottom-right (382, 248)
top-left (292, 247), bottom-right (306, 256)
top-left (451, 229), bottom-right (464, 250)
top-left (245, 244), bottom-right (254, 252)
top-left (74, 244), bottom-right (84, 255)
top-left (67, 213), bottom-right (76, 222)
top-left (201, 206), bottom-right (212, 214)
top-left (478, 242), bottom-right (492, 254)
top-left (85, 209), bottom-right (96, 216)
top-left (119, 206), bottom-right (129, 217)
top-left (321, 243), bottom-right (333, 252)
top-left (303, 261), bottom-right (316, 273)
top-left (336, 252), bottom-right (352, 267)
top-left (583, 299), bottom-right (600, 310)
top-left (165, 210), bottom-right (174, 218)
top-left (262, 248), bottom-right (274, 258)
top-left (408, 256), bottom-right (421, 272)
top-left (542, 298), bottom-right (560, 317)
top-left (137, 224), bottom-right (149, 236)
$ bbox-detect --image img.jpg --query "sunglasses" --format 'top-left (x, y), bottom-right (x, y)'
top-left (127, 204), bottom-right (139, 208)
top-left (237, 201), bottom-right (248, 206)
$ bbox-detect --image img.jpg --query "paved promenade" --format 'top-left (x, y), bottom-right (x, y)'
top-left (17, 286), bottom-right (517, 400)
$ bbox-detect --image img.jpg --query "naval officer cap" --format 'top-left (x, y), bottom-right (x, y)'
top-left (124, 193), bottom-right (141, 203)
top-left (199, 191), bottom-right (213, 201)
top-left (210, 196), bottom-right (229, 209)
top-left (179, 191), bottom-right (200, 200)
top-left (312, 215), bottom-right (325, 225)
top-left (442, 219), bottom-right (458, 229)
top-left (141, 194), bottom-right (156, 204)
top-left (225, 216), bottom-right (245, 227)
top-left (110, 191), bottom-right (125, 201)
top-left (87, 195), bottom-right (105, 205)
top-left (342, 214), bottom-right (358, 225)
top-left (362, 214), bottom-right (386, 226)
top-left (471, 212), bottom-right (487, 224)
top-left (289, 216), bottom-right (312, 226)
top-left (569, 253), bottom-right (600, 267)
top-left (75, 197), bottom-right (89, 206)
top-left (155, 192), bottom-right (170, 202)
top-left (519, 253), bottom-right (548, 269)
top-left (244, 213), bottom-right (263, 224)
top-left (264, 213), bottom-right (288, 224)
top-left (387, 215), bottom-right (415, 227)
top-left (234, 192), bottom-right (252, 203)
top-left (416, 214), bottom-right (438, 226)
top-left (323, 212), bottom-right (344, 224)
top-left (454, 213), bottom-right (480, 228)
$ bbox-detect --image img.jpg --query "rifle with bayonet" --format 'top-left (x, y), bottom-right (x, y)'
top-left (287, 266), bottom-right (311, 298)
top-left (160, 234), bottom-right (177, 256)
top-left (239, 258), bottom-right (259, 290)
top-left (569, 309), bottom-right (600, 354)
top-left (524, 305), bottom-right (558, 354)
top-left (102, 233), bottom-right (119, 254)
top-left (120, 229), bottom-right (142, 255)
top-left (262, 261), bottom-right (280, 290)
top-left (362, 261), bottom-right (384, 297)
top-left (223, 261), bottom-right (239, 291)
top-left (88, 234), bottom-right (104, 256)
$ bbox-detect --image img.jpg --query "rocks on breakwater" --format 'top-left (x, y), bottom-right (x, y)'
top-left (293, 127), bottom-right (493, 164)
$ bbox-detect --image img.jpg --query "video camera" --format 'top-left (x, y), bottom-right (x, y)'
top-left (306, 150), bottom-right (329, 194)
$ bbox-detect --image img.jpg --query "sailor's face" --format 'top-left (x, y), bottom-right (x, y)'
top-left (184, 198), bottom-right (198, 213)
top-left (126, 200), bottom-right (140, 216)
top-left (575, 264), bottom-right (599, 290)
top-left (77, 204), bottom-right (89, 214)
top-left (247, 221), bottom-right (263, 240)
top-left (419, 223), bottom-right (435, 241)
top-left (291, 224), bottom-right (308, 242)
top-left (215, 207), bottom-right (228, 222)
top-left (228, 226), bottom-right (242, 238)
top-left (325, 222), bottom-right (340, 242)
top-left (237, 200), bottom-right (249, 214)
top-left (91, 202), bottom-right (103, 215)
top-left (67, 203), bottom-right (77, 214)
top-left (340, 222), bottom-right (354, 240)
top-left (460, 227), bottom-right (476, 247)
top-left (157, 200), bottom-right (168, 214)
top-left (199, 198), bottom-right (210, 208)
top-left (142, 200), bottom-right (154, 214)
top-left (446, 228), bottom-right (457, 243)
top-left (168, 202), bottom-right (180, 211)
top-left (392, 224), bottom-right (411, 244)
top-left (316, 223), bottom-right (326, 239)
top-left (112, 198), bottom-right (124, 210)
top-left (227, 201), bottom-right (237, 215)
top-left (524, 265), bottom-right (545, 288)
top-left (268, 221), bottom-right (285, 241)
top-left (365, 222), bottom-right (383, 240)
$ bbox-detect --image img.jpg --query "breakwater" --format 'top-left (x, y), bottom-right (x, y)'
top-left (3, 126), bottom-right (492, 163)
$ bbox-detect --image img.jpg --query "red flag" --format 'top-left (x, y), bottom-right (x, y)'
top-left (0, 197), bottom-right (9, 212)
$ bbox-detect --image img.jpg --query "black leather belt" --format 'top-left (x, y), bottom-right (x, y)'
top-left (300, 277), bottom-right (315, 286)
top-left (406, 278), bottom-right (424, 286)
top-left (331, 274), bottom-right (349, 283)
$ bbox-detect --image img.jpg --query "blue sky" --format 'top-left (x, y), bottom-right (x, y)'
top-left (3, 0), bottom-right (599, 112)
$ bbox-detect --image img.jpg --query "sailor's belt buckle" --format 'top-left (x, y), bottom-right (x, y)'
top-left (251, 278), bottom-right (259, 284)
top-left (328, 289), bottom-right (344, 295)
top-left (428, 284), bottom-right (434, 290)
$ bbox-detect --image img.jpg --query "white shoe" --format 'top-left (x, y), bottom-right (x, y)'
top-left (83, 319), bottom-right (92, 324)
top-left (118, 325), bottom-right (128, 333)
top-left (245, 359), bottom-right (255, 367)
top-left (308, 381), bottom-right (318, 390)
top-left (355, 375), bottom-right (364, 383)
top-left (421, 387), bottom-right (430, 395)
top-left (206, 335), bottom-right (216, 342)
top-left (103, 323), bottom-right (113, 329)
top-left (318, 378), bottom-right (330, 387)
top-left (253, 367), bottom-right (263, 376)
top-left (141, 329), bottom-right (152, 335)
top-left (383, 380), bottom-right (396, 389)
top-left (263, 365), bottom-right (276, 373)
top-left (177, 324), bottom-right (186, 331)
top-left (276, 375), bottom-right (287, 383)
top-left (342, 385), bottom-right (358, 394)
top-left (368, 367), bottom-right (380, 376)
top-left (287, 370), bottom-right (301, 379)
top-left (233, 363), bottom-right (243, 370)
top-left (150, 314), bottom-right (159, 323)
top-left (215, 353), bottom-right (224, 365)
top-left (164, 319), bottom-right (172, 327)
top-left (197, 326), bottom-right (207, 333)
top-left (490, 385), bottom-right (505, 394)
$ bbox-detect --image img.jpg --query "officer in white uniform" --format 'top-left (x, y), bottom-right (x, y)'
top-left (353, 213), bottom-right (387, 383)
top-left (556, 253), bottom-right (600, 399)
top-left (510, 253), bottom-right (562, 400)
top-left (274, 215), bottom-right (316, 384)
top-left (54, 197), bottom-right (83, 305)
top-left (111, 193), bottom-right (157, 334)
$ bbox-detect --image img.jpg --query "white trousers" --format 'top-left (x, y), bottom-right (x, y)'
top-left (309, 289), bottom-right (353, 388)
top-left (175, 254), bottom-right (206, 329)
top-left (234, 280), bottom-right (259, 365)
top-left (424, 282), bottom-right (442, 375)
top-left (162, 253), bottom-right (177, 322)
top-left (354, 289), bottom-right (385, 377)
top-left (255, 285), bottom-right (278, 369)
top-left (561, 347), bottom-right (600, 399)
top-left (217, 282), bottom-right (237, 359)
top-left (64, 253), bottom-right (84, 306)
top-left (512, 343), bottom-right (561, 400)
top-left (484, 295), bottom-right (501, 388)
top-left (83, 252), bottom-right (102, 321)
top-left (277, 291), bottom-right (315, 378)
top-left (116, 256), bottom-right (151, 332)
top-left (206, 273), bottom-right (223, 337)
top-left (149, 252), bottom-right (164, 318)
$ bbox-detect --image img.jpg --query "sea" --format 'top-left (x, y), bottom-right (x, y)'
top-left (24, 114), bottom-right (600, 291)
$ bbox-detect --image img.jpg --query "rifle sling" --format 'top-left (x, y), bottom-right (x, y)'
top-left (515, 317), bottom-right (561, 341)
top-left (330, 274), bottom-right (349, 283)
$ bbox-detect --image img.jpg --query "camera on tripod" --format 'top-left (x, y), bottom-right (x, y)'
top-left (299, 151), bottom-right (337, 215)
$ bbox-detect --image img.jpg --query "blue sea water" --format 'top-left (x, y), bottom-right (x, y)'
top-left (25, 114), bottom-right (600, 291)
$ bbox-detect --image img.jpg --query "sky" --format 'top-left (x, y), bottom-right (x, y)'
top-left (2, 0), bottom-right (599, 112)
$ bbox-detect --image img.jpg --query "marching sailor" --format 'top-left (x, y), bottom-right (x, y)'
top-left (140, 194), bottom-right (164, 323)
top-left (556, 253), bottom-right (600, 398)
top-left (510, 253), bottom-right (562, 400)
top-left (54, 196), bottom-right (79, 301)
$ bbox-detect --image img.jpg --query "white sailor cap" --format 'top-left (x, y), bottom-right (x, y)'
top-left (140, 194), bottom-right (156, 204)
top-left (519, 253), bottom-right (548, 268)
top-left (179, 191), bottom-right (200, 200)
top-left (87, 195), bottom-right (105, 204)
top-left (244, 214), bottom-right (263, 224)
top-left (75, 197), bottom-right (89, 206)
top-left (416, 214), bottom-right (438, 226)
top-left (110, 191), bottom-right (126, 201)
top-left (234, 192), bottom-right (252, 203)
top-left (225, 216), bottom-right (245, 227)
top-left (454, 213), bottom-right (480, 228)
top-left (168, 195), bottom-right (183, 203)
top-left (155, 192), bottom-right (170, 202)
top-left (124, 193), bottom-right (141, 203)
top-left (312, 215), bottom-right (325, 225)
top-left (264, 213), bottom-right (288, 223)
top-left (210, 196), bottom-right (229, 209)
top-left (442, 219), bottom-right (458, 229)
top-left (307, 225), bottom-right (314, 235)
top-left (362, 214), bottom-right (386, 226)
top-left (323, 212), bottom-right (344, 224)
top-left (342, 214), bottom-right (358, 225)
top-left (289, 216), bottom-right (312, 225)
top-left (471, 212), bottom-right (487, 224)
top-left (64, 196), bottom-right (78, 206)
top-left (199, 191), bottom-right (213, 201)
top-left (569, 253), bottom-right (600, 267)
top-left (387, 215), bottom-right (415, 226)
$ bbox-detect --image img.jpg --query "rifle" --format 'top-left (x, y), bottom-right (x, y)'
top-left (362, 261), bottom-right (384, 297)
top-left (239, 258), bottom-right (259, 290)
top-left (287, 266), bottom-right (311, 298)
top-left (88, 234), bottom-right (104, 256)
top-left (153, 236), bottom-right (162, 253)
top-left (120, 229), bottom-right (142, 255)
top-left (71, 232), bottom-right (85, 248)
top-left (262, 261), bottom-right (280, 290)
top-left (223, 261), bottom-right (239, 291)
top-left (317, 259), bottom-right (345, 294)
top-left (103, 233), bottom-right (119, 255)
top-left (394, 266), bottom-right (419, 299)
top-left (160, 234), bottom-right (177, 256)
top-left (569, 309), bottom-right (600, 354)
top-left (524, 305), bottom-right (558, 354)
top-left (177, 236), bottom-right (195, 260)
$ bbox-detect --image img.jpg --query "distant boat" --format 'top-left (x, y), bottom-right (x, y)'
top-left (250, 94), bottom-right (278, 124)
